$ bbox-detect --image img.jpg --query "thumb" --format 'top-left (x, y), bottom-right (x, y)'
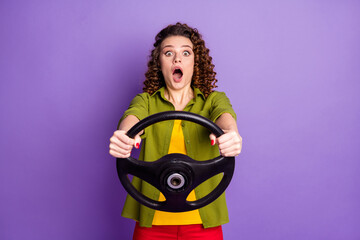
top-left (134, 134), bottom-right (142, 149)
top-left (209, 133), bottom-right (217, 146)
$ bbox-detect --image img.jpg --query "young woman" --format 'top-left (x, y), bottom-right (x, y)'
top-left (109, 22), bottom-right (242, 240)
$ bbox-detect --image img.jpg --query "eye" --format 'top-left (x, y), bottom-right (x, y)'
top-left (165, 51), bottom-right (173, 57)
top-left (183, 50), bottom-right (191, 56)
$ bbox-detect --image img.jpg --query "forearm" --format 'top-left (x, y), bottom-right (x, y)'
top-left (213, 113), bottom-right (242, 157)
top-left (110, 115), bottom-right (141, 158)
top-left (215, 113), bottom-right (239, 132)
top-left (118, 115), bottom-right (140, 132)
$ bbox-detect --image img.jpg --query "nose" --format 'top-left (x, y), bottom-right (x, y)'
top-left (174, 53), bottom-right (181, 63)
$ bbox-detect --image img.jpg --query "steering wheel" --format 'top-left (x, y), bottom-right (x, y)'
top-left (116, 111), bottom-right (235, 212)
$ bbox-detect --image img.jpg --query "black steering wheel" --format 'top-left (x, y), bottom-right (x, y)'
top-left (116, 111), bottom-right (235, 212)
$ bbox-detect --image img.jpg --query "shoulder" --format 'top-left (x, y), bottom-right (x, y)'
top-left (128, 92), bottom-right (152, 106)
top-left (206, 91), bottom-right (230, 103)
top-left (208, 91), bottom-right (227, 98)
top-left (206, 90), bottom-right (236, 121)
top-left (132, 92), bottom-right (151, 100)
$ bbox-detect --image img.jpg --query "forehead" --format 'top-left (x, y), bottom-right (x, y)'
top-left (160, 36), bottom-right (193, 49)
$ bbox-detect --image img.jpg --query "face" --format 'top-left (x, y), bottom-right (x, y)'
top-left (159, 36), bottom-right (194, 92)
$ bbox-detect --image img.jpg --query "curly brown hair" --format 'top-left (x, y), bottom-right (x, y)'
top-left (143, 22), bottom-right (217, 98)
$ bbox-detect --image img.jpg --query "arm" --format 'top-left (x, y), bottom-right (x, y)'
top-left (109, 115), bottom-right (142, 158)
top-left (215, 112), bottom-right (239, 133)
top-left (210, 113), bottom-right (242, 157)
top-left (109, 93), bottom-right (148, 159)
top-left (118, 114), bottom-right (140, 132)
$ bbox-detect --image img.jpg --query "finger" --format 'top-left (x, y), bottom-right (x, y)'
top-left (220, 146), bottom-right (242, 157)
top-left (134, 134), bottom-right (142, 149)
top-left (219, 141), bottom-right (242, 157)
top-left (217, 131), bottom-right (238, 145)
top-left (217, 132), bottom-right (239, 149)
top-left (110, 136), bottom-right (133, 152)
top-left (218, 138), bottom-right (236, 150)
top-left (218, 140), bottom-right (242, 153)
top-left (109, 149), bottom-right (130, 158)
top-left (209, 133), bottom-right (217, 146)
top-left (218, 132), bottom-right (242, 157)
top-left (109, 143), bottom-right (132, 155)
top-left (113, 130), bottom-right (135, 146)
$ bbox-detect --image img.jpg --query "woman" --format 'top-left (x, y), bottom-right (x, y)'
top-left (109, 23), bottom-right (242, 240)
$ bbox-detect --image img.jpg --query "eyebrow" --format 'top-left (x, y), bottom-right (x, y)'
top-left (162, 45), bottom-right (193, 49)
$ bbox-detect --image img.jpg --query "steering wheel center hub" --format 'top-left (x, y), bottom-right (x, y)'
top-left (167, 173), bottom-right (185, 189)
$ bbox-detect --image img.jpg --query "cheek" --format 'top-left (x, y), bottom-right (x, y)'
top-left (189, 56), bottom-right (195, 66)
top-left (186, 59), bottom-right (195, 74)
top-left (159, 57), bottom-right (164, 68)
top-left (159, 58), bottom-right (170, 72)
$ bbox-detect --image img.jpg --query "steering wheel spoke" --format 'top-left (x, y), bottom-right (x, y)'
top-left (190, 156), bottom-right (229, 185)
top-left (117, 157), bottom-right (160, 188)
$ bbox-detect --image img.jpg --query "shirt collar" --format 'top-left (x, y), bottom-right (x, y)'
top-left (152, 86), bottom-right (205, 101)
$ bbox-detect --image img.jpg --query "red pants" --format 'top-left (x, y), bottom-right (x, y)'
top-left (133, 222), bottom-right (223, 240)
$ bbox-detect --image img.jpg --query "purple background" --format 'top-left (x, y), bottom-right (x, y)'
top-left (1, 1), bottom-right (359, 239)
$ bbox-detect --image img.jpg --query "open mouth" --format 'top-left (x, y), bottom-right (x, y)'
top-left (172, 68), bottom-right (183, 81)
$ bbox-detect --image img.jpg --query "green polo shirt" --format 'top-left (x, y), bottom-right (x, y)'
top-left (119, 87), bottom-right (236, 228)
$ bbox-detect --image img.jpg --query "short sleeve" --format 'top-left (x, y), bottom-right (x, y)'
top-left (118, 93), bottom-right (149, 129)
top-left (209, 91), bottom-right (237, 122)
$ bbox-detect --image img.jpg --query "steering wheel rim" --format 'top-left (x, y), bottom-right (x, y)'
top-left (116, 111), bottom-right (235, 212)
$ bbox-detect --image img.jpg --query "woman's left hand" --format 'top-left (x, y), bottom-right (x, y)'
top-left (209, 131), bottom-right (242, 157)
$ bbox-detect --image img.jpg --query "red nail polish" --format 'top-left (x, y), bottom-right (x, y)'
top-left (136, 143), bottom-right (140, 149)
top-left (211, 140), bottom-right (215, 146)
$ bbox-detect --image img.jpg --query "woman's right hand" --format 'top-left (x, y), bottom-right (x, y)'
top-left (109, 130), bottom-right (142, 158)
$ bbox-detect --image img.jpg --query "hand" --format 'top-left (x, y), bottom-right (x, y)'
top-left (209, 131), bottom-right (242, 157)
top-left (109, 130), bottom-right (142, 158)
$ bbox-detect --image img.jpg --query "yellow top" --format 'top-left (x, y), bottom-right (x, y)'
top-left (152, 120), bottom-right (203, 225)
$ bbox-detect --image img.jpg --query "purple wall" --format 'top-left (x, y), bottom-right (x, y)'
top-left (1, 1), bottom-right (359, 239)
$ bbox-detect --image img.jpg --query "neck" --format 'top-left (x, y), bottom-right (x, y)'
top-left (165, 86), bottom-right (194, 111)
